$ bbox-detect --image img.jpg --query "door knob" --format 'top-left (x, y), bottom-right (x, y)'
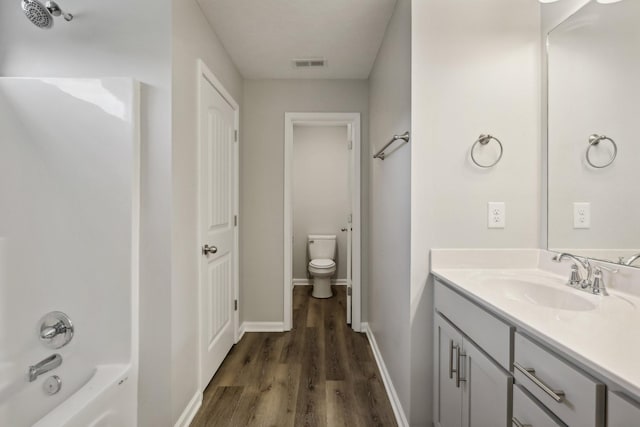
top-left (202, 244), bottom-right (218, 255)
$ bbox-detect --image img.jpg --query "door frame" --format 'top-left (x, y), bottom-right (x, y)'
top-left (283, 112), bottom-right (362, 332)
top-left (196, 59), bottom-right (240, 391)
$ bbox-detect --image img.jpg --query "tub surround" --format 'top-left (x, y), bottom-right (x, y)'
top-left (0, 78), bottom-right (140, 426)
top-left (431, 248), bottom-right (640, 399)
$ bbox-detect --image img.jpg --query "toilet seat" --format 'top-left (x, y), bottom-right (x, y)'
top-left (309, 259), bottom-right (335, 269)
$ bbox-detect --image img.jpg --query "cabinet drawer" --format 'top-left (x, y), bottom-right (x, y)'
top-left (608, 391), bottom-right (640, 427)
top-left (512, 385), bottom-right (565, 427)
top-left (435, 280), bottom-right (513, 370)
top-left (514, 333), bottom-right (605, 427)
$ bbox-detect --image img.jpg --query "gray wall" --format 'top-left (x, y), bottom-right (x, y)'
top-left (367, 0), bottom-right (412, 423)
top-left (0, 2), bottom-right (173, 425)
top-left (241, 79), bottom-right (368, 322)
top-left (293, 126), bottom-right (350, 280)
top-left (411, 0), bottom-right (541, 425)
top-left (171, 0), bottom-right (243, 423)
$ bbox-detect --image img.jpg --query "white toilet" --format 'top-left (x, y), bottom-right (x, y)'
top-left (307, 234), bottom-right (337, 299)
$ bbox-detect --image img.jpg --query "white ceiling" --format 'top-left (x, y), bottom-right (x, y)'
top-left (196, 0), bottom-right (397, 79)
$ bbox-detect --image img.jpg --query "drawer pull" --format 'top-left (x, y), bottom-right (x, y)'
top-left (512, 417), bottom-right (532, 427)
top-left (514, 362), bottom-right (565, 403)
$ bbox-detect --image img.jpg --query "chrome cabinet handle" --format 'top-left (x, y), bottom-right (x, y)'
top-left (456, 349), bottom-right (466, 388)
top-left (449, 340), bottom-right (456, 379)
top-left (514, 362), bottom-right (565, 403)
top-left (201, 244), bottom-right (218, 256)
top-left (512, 417), bottom-right (532, 427)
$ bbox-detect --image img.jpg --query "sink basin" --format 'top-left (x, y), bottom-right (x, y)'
top-left (484, 277), bottom-right (598, 311)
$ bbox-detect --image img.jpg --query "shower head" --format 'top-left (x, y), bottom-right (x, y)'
top-left (21, 0), bottom-right (73, 29)
top-left (22, 0), bottom-right (53, 28)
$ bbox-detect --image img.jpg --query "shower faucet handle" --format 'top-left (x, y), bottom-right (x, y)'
top-left (38, 312), bottom-right (74, 349)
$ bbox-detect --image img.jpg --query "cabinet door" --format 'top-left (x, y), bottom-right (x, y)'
top-left (461, 338), bottom-right (513, 427)
top-left (434, 314), bottom-right (464, 427)
top-left (608, 391), bottom-right (640, 427)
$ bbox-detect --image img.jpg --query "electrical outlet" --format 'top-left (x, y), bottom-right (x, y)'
top-left (488, 202), bottom-right (506, 229)
top-left (573, 202), bottom-right (591, 229)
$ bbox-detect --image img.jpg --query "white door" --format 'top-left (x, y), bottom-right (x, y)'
top-left (199, 74), bottom-right (236, 388)
top-left (346, 124), bottom-right (353, 324)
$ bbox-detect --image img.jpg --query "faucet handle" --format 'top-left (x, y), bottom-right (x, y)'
top-left (568, 264), bottom-right (582, 286)
top-left (591, 270), bottom-right (608, 296)
top-left (38, 312), bottom-right (74, 349)
top-left (591, 266), bottom-right (616, 296)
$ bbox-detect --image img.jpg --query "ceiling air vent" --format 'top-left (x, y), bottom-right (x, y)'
top-left (292, 58), bottom-right (327, 69)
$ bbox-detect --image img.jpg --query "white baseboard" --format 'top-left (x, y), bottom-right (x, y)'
top-left (174, 391), bottom-right (202, 427)
top-left (362, 322), bottom-right (409, 427)
top-left (237, 325), bottom-right (246, 342)
top-left (292, 279), bottom-right (347, 286)
top-left (240, 321), bottom-right (285, 333)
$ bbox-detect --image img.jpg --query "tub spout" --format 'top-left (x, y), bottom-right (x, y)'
top-left (28, 353), bottom-right (62, 382)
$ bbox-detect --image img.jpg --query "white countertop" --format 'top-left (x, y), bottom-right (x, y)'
top-left (430, 249), bottom-right (640, 398)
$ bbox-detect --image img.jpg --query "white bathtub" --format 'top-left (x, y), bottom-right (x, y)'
top-left (0, 362), bottom-right (135, 427)
top-left (34, 364), bottom-right (136, 427)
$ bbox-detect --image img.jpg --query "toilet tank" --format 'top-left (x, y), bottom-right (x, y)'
top-left (308, 235), bottom-right (336, 260)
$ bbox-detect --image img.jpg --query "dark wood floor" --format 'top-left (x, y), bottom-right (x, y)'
top-left (191, 285), bottom-right (398, 427)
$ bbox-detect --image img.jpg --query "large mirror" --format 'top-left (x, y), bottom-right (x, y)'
top-left (547, 0), bottom-right (640, 267)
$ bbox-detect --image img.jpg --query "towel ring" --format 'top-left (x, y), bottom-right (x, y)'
top-left (471, 134), bottom-right (503, 168)
top-left (586, 134), bottom-right (617, 169)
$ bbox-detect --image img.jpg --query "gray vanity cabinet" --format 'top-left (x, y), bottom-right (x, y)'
top-left (434, 313), bottom-right (513, 427)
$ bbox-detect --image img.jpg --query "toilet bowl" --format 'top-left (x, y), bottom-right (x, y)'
top-left (309, 259), bottom-right (336, 298)
top-left (307, 235), bottom-right (337, 299)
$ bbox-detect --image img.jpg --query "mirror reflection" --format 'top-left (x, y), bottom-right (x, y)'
top-left (547, 0), bottom-right (640, 267)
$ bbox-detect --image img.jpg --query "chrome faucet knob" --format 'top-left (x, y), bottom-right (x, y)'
top-left (591, 269), bottom-right (608, 296)
top-left (591, 264), bottom-right (617, 296)
top-left (40, 325), bottom-right (61, 340)
top-left (38, 312), bottom-right (74, 349)
top-left (568, 264), bottom-right (582, 286)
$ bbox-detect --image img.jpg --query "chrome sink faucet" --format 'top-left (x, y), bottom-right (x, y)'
top-left (552, 253), bottom-right (617, 296)
top-left (552, 253), bottom-right (592, 288)
top-left (624, 253), bottom-right (640, 267)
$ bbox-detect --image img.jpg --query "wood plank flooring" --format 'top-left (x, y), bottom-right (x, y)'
top-left (191, 285), bottom-right (398, 427)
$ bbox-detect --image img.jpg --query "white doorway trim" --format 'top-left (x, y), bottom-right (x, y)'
top-left (196, 59), bottom-right (240, 392)
top-left (284, 112), bottom-right (362, 332)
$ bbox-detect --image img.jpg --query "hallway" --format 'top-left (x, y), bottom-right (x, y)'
top-left (191, 285), bottom-right (398, 427)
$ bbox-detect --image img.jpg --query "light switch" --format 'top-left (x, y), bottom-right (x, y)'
top-left (488, 202), bottom-right (506, 229)
top-left (573, 202), bottom-right (591, 229)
